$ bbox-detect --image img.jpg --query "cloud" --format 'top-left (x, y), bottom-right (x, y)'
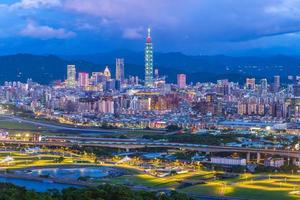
top-left (3, 0), bottom-right (300, 54)
top-left (20, 21), bottom-right (75, 39)
top-left (10, 0), bottom-right (61, 9)
top-left (63, 0), bottom-right (180, 27)
top-left (0, 4), bottom-right (7, 9)
top-left (122, 27), bottom-right (143, 39)
top-left (265, 0), bottom-right (300, 17)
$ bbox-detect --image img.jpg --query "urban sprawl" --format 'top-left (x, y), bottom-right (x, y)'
top-left (1, 29), bottom-right (300, 200)
top-left (2, 29), bottom-right (300, 133)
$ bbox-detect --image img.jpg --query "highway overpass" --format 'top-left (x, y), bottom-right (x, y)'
top-left (0, 139), bottom-right (299, 160)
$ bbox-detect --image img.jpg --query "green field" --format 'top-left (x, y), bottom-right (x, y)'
top-left (0, 151), bottom-right (94, 169)
top-left (99, 165), bottom-right (300, 200)
top-left (0, 117), bottom-right (48, 130)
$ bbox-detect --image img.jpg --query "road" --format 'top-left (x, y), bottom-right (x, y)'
top-left (1, 137), bottom-right (300, 159)
top-left (5, 115), bottom-right (119, 133)
top-left (4, 115), bottom-right (167, 134)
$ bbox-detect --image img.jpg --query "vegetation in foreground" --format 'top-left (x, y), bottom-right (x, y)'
top-left (0, 183), bottom-right (193, 200)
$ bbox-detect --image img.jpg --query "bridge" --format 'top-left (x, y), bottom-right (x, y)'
top-left (0, 138), bottom-right (299, 162)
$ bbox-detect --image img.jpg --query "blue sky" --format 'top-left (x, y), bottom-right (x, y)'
top-left (1, 0), bottom-right (300, 55)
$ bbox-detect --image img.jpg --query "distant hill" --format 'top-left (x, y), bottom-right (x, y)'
top-left (64, 50), bottom-right (300, 83)
top-left (0, 54), bottom-right (102, 84)
top-left (0, 52), bottom-right (300, 84)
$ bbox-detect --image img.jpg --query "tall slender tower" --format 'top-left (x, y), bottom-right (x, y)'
top-left (145, 28), bottom-right (153, 87)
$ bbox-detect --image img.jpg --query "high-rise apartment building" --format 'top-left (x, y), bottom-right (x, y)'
top-left (66, 65), bottom-right (76, 87)
top-left (78, 72), bottom-right (89, 87)
top-left (246, 78), bottom-right (256, 90)
top-left (260, 78), bottom-right (268, 94)
top-left (177, 74), bottom-right (186, 89)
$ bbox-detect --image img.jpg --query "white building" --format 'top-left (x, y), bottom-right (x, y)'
top-left (211, 157), bottom-right (247, 166)
top-left (264, 157), bottom-right (285, 168)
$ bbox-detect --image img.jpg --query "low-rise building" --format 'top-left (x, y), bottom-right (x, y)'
top-left (211, 157), bottom-right (246, 166)
top-left (264, 157), bottom-right (285, 168)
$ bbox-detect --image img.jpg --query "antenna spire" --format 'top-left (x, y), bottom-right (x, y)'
top-left (147, 28), bottom-right (151, 38)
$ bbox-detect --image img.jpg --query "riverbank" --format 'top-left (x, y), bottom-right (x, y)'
top-left (0, 173), bottom-right (93, 187)
top-left (0, 164), bottom-right (126, 187)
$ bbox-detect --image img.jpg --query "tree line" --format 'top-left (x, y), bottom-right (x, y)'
top-left (0, 183), bottom-right (194, 200)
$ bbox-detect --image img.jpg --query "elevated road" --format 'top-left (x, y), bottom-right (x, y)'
top-left (0, 138), bottom-right (299, 159)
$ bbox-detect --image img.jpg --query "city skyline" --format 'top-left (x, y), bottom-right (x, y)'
top-left (2, 2), bottom-right (300, 200)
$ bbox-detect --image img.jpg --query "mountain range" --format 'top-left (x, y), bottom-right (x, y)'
top-left (0, 50), bottom-right (300, 84)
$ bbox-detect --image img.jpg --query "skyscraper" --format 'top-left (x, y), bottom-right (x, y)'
top-left (273, 75), bottom-right (280, 92)
top-left (246, 78), bottom-right (255, 90)
top-left (104, 66), bottom-right (111, 80)
top-left (260, 78), bottom-right (268, 94)
top-left (116, 58), bottom-right (124, 82)
top-left (177, 74), bottom-right (186, 89)
top-left (66, 65), bottom-right (76, 87)
top-left (78, 72), bottom-right (89, 87)
top-left (145, 28), bottom-right (153, 87)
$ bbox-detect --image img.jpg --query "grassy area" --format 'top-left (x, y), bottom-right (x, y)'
top-left (116, 130), bottom-right (165, 138)
top-left (0, 151), bottom-right (94, 169)
top-left (0, 151), bottom-right (300, 200)
top-left (179, 173), bottom-right (300, 200)
top-left (0, 118), bottom-right (48, 130)
top-left (0, 116), bottom-right (166, 138)
top-left (99, 164), bottom-right (300, 200)
top-left (101, 164), bottom-right (211, 188)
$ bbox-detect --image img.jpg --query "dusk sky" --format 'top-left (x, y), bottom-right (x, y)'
top-left (1, 0), bottom-right (300, 55)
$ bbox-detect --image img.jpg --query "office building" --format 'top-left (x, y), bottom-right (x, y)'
top-left (273, 75), bottom-right (280, 92)
top-left (66, 65), bottom-right (76, 87)
top-left (104, 66), bottom-right (111, 80)
top-left (116, 58), bottom-right (125, 82)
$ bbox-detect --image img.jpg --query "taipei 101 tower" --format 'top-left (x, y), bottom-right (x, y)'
top-left (144, 28), bottom-right (154, 87)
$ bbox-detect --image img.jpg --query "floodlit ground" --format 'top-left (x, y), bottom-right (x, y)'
top-left (179, 173), bottom-right (300, 200)
top-left (1, 151), bottom-right (300, 200)
top-left (103, 164), bottom-right (211, 189)
top-left (0, 151), bottom-right (94, 169)
top-left (98, 164), bottom-right (300, 200)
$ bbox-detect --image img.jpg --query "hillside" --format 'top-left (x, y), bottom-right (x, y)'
top-left (0, 52), bottom-right (300, 84)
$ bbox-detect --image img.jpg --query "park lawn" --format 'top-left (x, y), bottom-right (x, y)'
top-left (105, 173), bottom-right (180, 188)
top-left (180, 182), bottom-right (297, 200)
top-left (103, 165), bottom-right (213, 189)
top-left (180, 174), bottom-right (300, 200)
top-left (228, 187), bottom-right (298, 200)
top-left (0, 119), bottom-right (46, 130)
top-left (0, 152), bottom-right (93, 169)
top-left (180, 181), bottom-right (233, 196)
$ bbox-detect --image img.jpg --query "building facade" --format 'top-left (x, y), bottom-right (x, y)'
top-left (177, 74), bottom-right (187, 89)
top-left (66, 65), bottom-right (76, 87)
top-left (78, 72), bottom-right (89, 87)
top-left (116, 58), bottom-right (125, 82)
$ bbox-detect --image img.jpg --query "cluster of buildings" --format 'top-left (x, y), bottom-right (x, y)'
top-left (1, 29), bottom-right (300, 131)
